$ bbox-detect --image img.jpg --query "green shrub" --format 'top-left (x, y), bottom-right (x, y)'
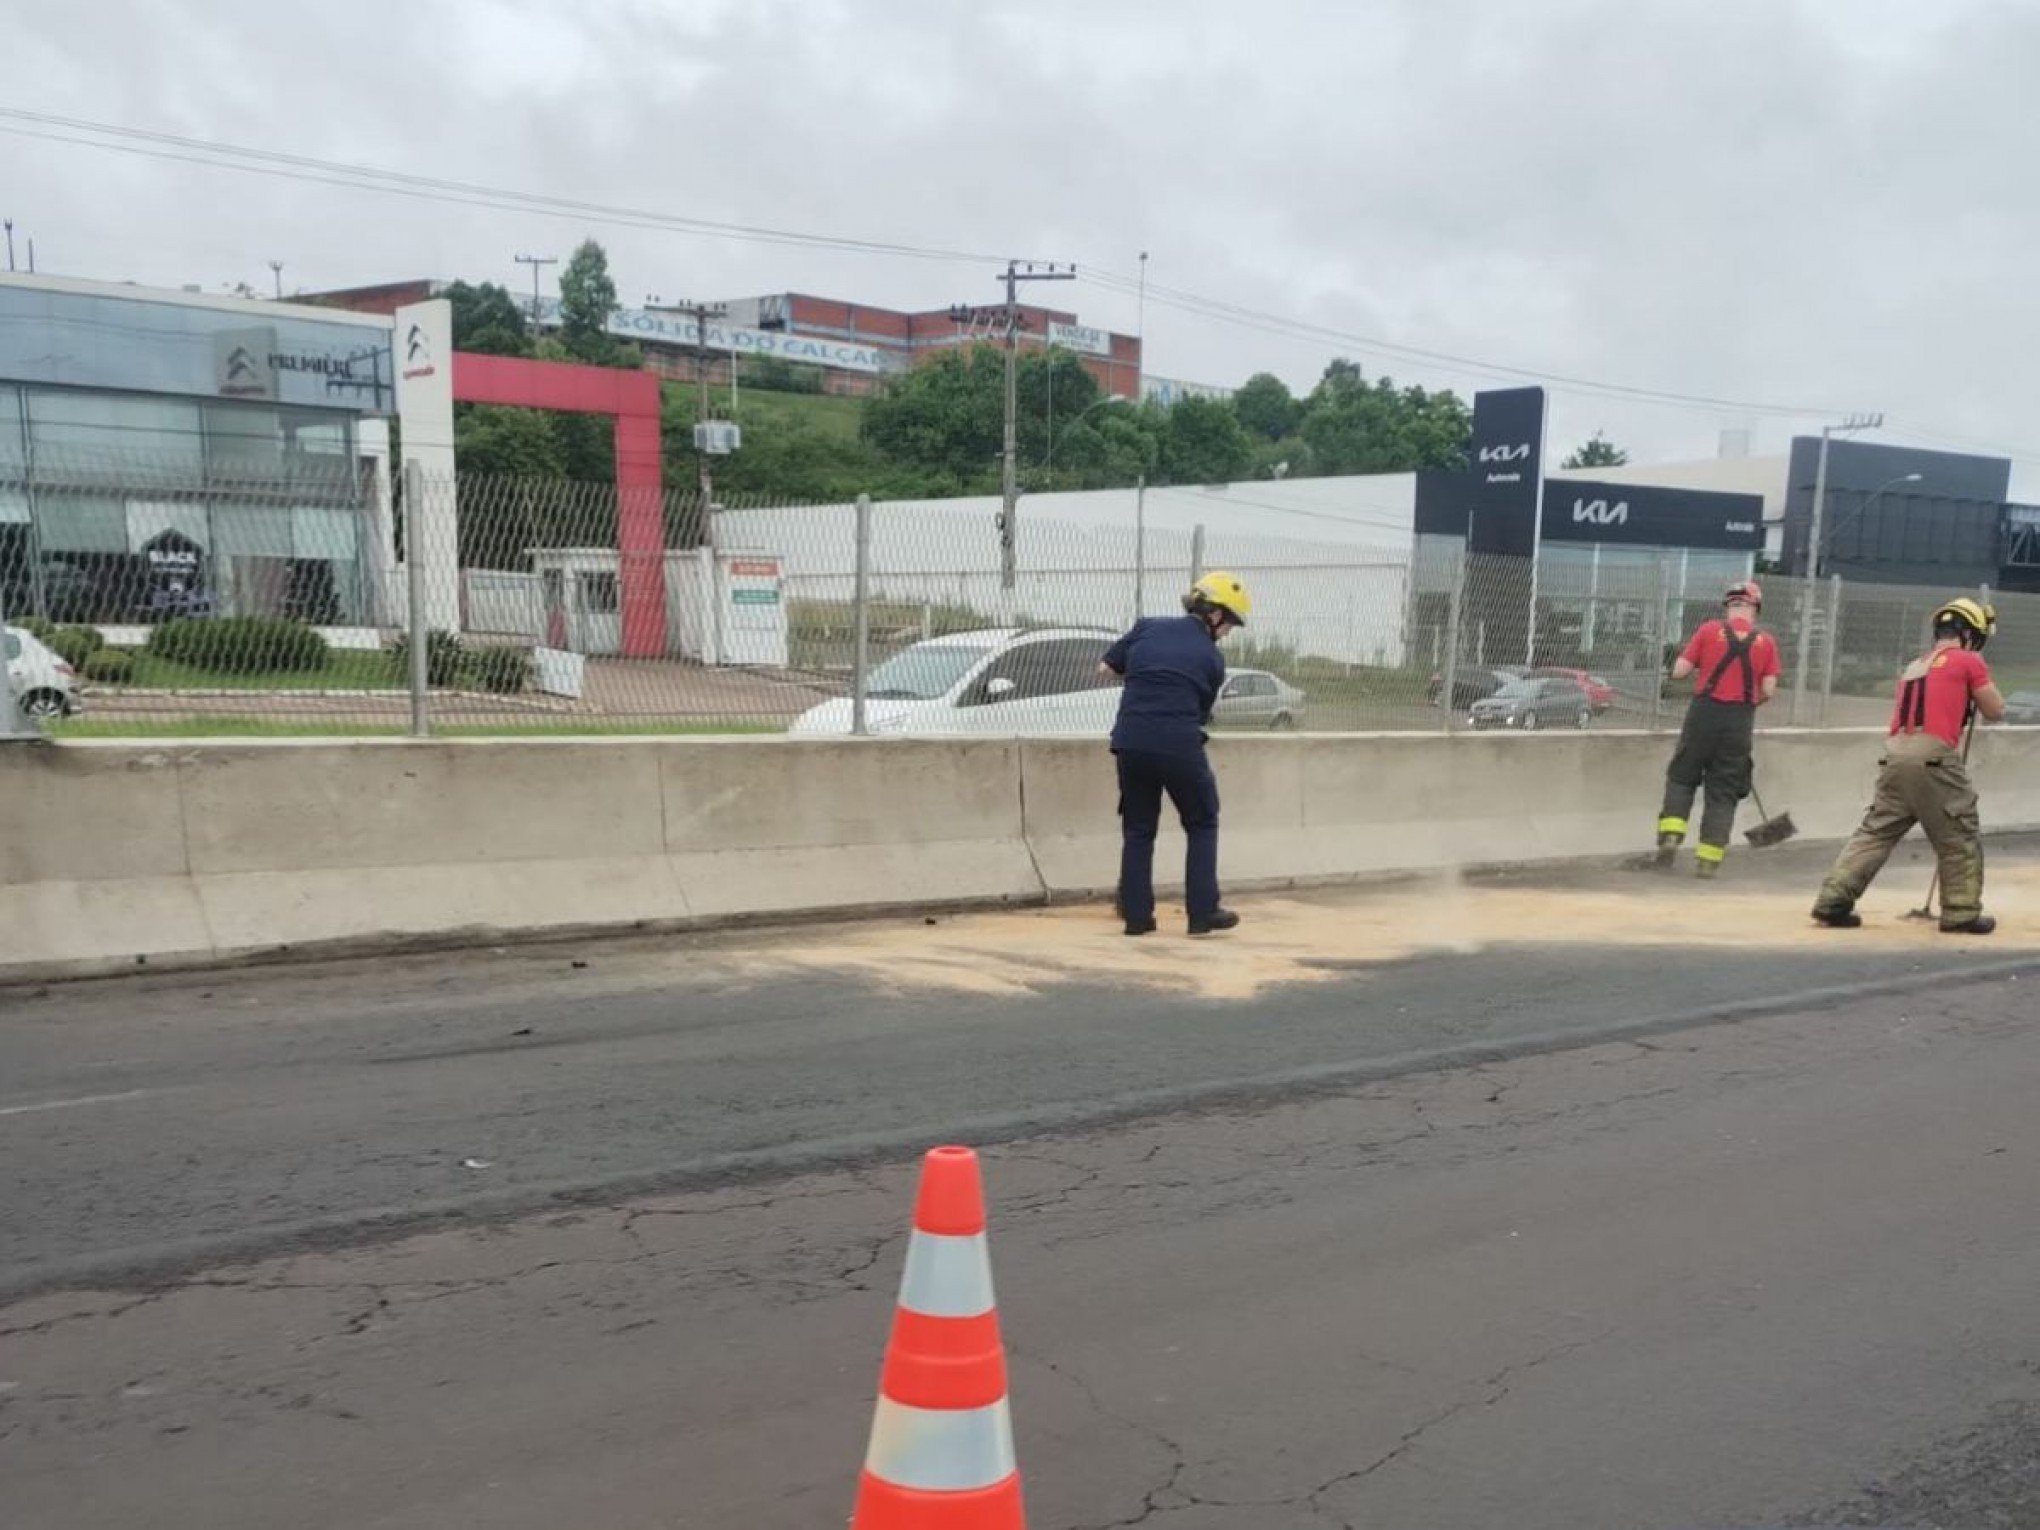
top-left (149, 616), bottom-right (330, 674)
top-left (466, 645), bottom-right (532, 695)
top-left (50, 626), bottom-right (106, 667)
top-left (386, 628), bottom-right (467, 688)
top-left (17, 614), bottom-right (57, 640)
top-left (82, 648), bottom-right (135, 684)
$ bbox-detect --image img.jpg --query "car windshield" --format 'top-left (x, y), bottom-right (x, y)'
top-left (863, 643), bottom-right (993, 700)
top-left (1490, 679), bottom-right (1541, 700)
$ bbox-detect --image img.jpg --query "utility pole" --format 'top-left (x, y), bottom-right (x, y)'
top-left (649, 299), bottom-right (730, 509)
top-left (1790, 412), bottom-right (1881, 724)
top-left (513, 253), bottom-right (557, 324)
top-left (1135, 250), bottom-right (1148, 396)
top-left (269, 260), bottom-right (284, 299)
top-left (3, 220), bottom-right (14, 273)
top-left (986, 260), bottom-right (1076, 593)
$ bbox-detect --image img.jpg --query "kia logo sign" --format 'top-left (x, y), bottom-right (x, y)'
top-left (1571, 497), bottom-right (1630, 526)
top-left (1477, 443), bottom-right (1531, 464)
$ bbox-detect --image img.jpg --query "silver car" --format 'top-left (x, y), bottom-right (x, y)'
top-left (1212, 668), bottom-right (1307, 730)
top-left (2004, 690), bottom-right (2040, 726)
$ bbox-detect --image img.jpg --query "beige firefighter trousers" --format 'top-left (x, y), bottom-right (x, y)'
top-left (1815, 731), bottom-right (1984, 927)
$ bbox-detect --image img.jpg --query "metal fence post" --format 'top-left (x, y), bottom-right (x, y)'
top-left (1133, 474), bottom-right (1146, 622)
top-left (1440, 542), bottom-right (1464, 734)
top-left (1819, 572), bottom-right (1843, 725)
top-left (1647, 556), bottom-right (1671, 733)
top-left (1, 582), bottom-right (39, 741)
top-left (851, 493), bottom-right (872, 738)
top-left (404, 460), bottom-right (431, 738)
top-left (1190, 523), bottom-right (1205, 584)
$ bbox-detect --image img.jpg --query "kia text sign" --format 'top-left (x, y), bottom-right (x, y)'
top-left (1468, 386), bottom-right (1546, 556)
top-left (527, 298), bottom-right (896, 374)
top-left (1542, 479), bottom-right (1765, 551)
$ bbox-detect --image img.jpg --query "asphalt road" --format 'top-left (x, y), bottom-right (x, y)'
top-left (5, 836), bottom-right (2040, 1528)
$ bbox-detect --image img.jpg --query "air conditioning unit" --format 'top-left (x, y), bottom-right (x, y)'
top-left (693, 420), bottom-right (742, 455)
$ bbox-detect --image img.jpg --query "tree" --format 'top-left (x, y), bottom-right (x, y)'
top-left (1562, 432), bottom-right (1629, 469)
top-left (444, 280), bottom-right (532, 357)
top-left (1297, 362), bottom-right (1472, 475)
top-left (1232, 372), bottom-right (1300, 441)
top-left (557, 240), bottom-right (619, 356)
top-left (1156, 394), bottom-right (1255, 485)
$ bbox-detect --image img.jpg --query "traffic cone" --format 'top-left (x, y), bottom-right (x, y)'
top-left (852, 1145), bottom-right (1025, 1530)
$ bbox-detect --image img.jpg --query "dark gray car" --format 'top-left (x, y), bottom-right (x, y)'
top-left (1467, 675), bottom-right (1593, 731)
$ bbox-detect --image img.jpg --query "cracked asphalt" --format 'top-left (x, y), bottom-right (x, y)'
top-left (5, 836), bottom-right (2040, 1528)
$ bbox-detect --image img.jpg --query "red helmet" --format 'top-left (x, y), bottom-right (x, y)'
top-left (1724, 580), bottom-right (1763, 610)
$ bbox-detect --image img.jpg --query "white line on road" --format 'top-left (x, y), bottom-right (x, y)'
top-left (0, 1089), bottom-right (159, 1119)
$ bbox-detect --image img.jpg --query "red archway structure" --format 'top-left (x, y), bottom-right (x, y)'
top-left (451, 353), bottom-right (666, 657)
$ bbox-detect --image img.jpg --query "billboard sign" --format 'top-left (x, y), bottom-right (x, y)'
top-left (1467, 386), bottom-right (1546, 556)
top-left (1047, 322), bottom-right (1112, 357)
top-left (1541, 480), bottom-right (1765, 551)
top-left (526, 298), bottom-right (896, 374)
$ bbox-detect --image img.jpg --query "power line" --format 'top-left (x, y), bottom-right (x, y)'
top-left (0, 108), bottom-right (1022, 267)
top-left (1082, 267), bottom-right (1847, 418)
top-left (10, 108), bottom-right (2040, 465)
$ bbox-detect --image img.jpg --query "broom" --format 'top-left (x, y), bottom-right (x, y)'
top-left (1743, 775), bottom-right (1798, 848)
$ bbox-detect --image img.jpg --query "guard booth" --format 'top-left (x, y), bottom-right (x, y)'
top-left (525, 545), bottom-right (788, 666)
top-left (529, 549), bottom-right (627, 655)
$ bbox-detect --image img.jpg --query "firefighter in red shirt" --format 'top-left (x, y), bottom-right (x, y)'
top-left (1812, 597), bottom-right (2006, 933)
top-left (1654, 580), bottom-right (1782, 877)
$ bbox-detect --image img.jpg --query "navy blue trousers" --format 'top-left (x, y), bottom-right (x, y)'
top-left (1116, 747), bottom-right (1222, 922)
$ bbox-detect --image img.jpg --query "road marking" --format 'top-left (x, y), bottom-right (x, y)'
top-left (0, 1089), bottom-right (157, 1119)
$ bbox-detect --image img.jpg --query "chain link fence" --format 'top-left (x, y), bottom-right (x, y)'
top-left (3, 454), bottom-right (2035, 739)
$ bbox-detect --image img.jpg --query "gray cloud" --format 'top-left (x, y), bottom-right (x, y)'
top-left (4, 0), bottom-right (2036, 485)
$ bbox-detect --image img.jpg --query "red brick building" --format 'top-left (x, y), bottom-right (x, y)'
top-left (303, 281), bottom-right (1142, 400)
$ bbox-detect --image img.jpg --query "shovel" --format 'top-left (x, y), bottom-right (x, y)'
top-left (1743, 778), bottom-right (1798, 849)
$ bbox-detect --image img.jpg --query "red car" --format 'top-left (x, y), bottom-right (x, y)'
top-left (1530, 667), bottom-right (1617, 713)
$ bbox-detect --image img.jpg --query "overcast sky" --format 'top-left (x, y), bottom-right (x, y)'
top-left (3, 0), bottom-right (2036, 489)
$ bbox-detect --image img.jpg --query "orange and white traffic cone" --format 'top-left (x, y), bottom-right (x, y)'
top-left (852, 1144), bottom-right (1025, 1530)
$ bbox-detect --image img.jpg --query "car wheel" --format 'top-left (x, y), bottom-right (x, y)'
top-left (1269, 712), bottom-right (1294, 732)
top-left (1575, 709), bottom-right (1591, 729)
top-left (20, 690), bottom-right (66, 722)
top-left (1520, 709), bottom-right (1540, 732)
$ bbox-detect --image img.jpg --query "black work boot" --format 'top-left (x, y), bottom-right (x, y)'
top-left (1811, 903), bottom-right (1863, 929)
top-left (1123, 917), bottom-right (1157, 937)
top-left (1653, 832), bottom-right (1680, 869)
top-left (1941, 914), bottom-right (1997, 936)
top-left (1188, 908), bottom-right (1240, 935)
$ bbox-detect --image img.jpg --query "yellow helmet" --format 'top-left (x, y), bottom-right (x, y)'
top-left (1932, 596), bottom-right (1997, 649)
top-left (1186, 571), bottom-right (1251, 625)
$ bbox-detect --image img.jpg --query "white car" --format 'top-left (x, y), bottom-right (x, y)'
top-left (790, 627), bottom-right (1122, 737)
top-left (3, 625), bottom-right (81, 723)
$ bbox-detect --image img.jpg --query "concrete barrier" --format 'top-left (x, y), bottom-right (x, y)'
top-left (1017, 726), bottom-right (2040, 898)
top-left (2, 727), bottom-right (2036, 980)
top-left (0, 738), bottom-right (1041, 980)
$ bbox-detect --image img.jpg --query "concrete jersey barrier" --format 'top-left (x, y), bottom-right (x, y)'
top-left (2, 728), bottom-right (2037, 980)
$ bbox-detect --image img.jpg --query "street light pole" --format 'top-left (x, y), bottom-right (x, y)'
top-left (1790, 413), bottom-right (1881, 724)
top-left (1046, 393), bottom-right (1128, 476)
top-left (1822, 471), bottom-right (1923, 571)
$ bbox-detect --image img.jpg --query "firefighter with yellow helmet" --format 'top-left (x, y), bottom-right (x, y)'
top-left (1099, 572), bottom-right (1251, 936)
top-left (1812, 596), bottom-right (2006, 933)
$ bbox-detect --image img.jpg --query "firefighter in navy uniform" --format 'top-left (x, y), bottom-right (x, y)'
top-left (1813, 598), bottom-right (2006, 933)
top-left (1101, 573), bottom-right (1250, 937)
top-left (1654, 580), bottom-right (1782, 877)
